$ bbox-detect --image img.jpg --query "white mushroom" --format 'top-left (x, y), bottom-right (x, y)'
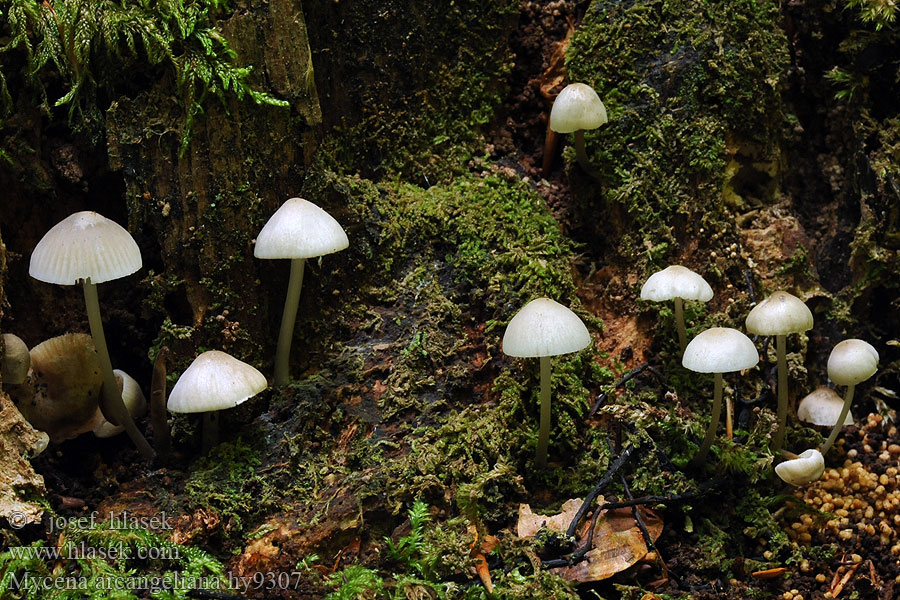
top-left (254, 198), bottom-right (349, 386)
top-left (775, 448), bottom-right (825, 486)
top-left (29, 212), bottom-right (152, 458)
top-left (93, 370), bottom-right (147, 438)
top-left (502, 298), bottom-right (590, 468)
top-left (797, 387), bottom-right (853, 427)
top-left (167, 350), bottom-right (267, 452)
top-left (641, 265), bottom-right (713, 355)
top-left (682, 327), bottom-right (759, 465)
top-left (820, 339), bottom-right (878, 454)
top-left (1, 333), bottom-right (30, 385)
top-left (745, 291), bottom-right (813, 451)
top-left (548, 83), bottom-right (608, 177)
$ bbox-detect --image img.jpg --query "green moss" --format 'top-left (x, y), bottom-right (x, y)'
top-left (183, 437), bottom-right (275, 540)
top-left (319, 1), bottom-right (518, 182)
top-left (0, 518), bottom-right (225, 600)
top-left (566, 0), bottom-right (788, 262)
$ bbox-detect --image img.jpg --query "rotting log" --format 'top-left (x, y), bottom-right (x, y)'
top-left (105, 0), bottom-right (322, 367)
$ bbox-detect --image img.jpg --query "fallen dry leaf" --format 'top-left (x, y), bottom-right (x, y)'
top-left (517, 497), bottom-right (663, 583)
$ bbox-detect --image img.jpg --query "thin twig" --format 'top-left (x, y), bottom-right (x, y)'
top-left (621, 474), bottom-right (668, 580)
top-left (566, 444), bottom-right (635, 538)
top-left (744, 268), bottom-right (756, 305)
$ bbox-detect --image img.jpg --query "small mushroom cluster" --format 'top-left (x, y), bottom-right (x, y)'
top-left (781, 412), bottom-right (900, 585)
top-left (10, 196), bottom-right (346, 459)
top-left (638, 263), bottom-right (879, 485)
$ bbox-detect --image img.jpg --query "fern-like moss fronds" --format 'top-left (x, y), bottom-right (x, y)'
top-left (0, 0), bottom-right (288, 150)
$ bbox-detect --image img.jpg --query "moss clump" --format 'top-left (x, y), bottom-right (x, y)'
top-left (184, 437), bottom-right (275, 540)
top-left (0, 519), bottom-right (225, 600)
top-left (566, 0), bottom-right (788, 260)
top-left (312, 0), bottom-right (518, 182)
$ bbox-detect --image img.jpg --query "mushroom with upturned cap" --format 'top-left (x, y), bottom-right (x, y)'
top-left (548, 83), bottom-right (608, 179)
top-left (254, 198), bottom-right (349, 386)
top-left (502, 298), bottom-right (591, 468)
top-left (167, 350), bottom-right (267, 452)
top-left (745, 291), bottom-right (813, 452)
top-left (820, 339), bottom-right (878, 455)
top-left (682, 327), bottom-right (759, 465)
top-left (641, 265), bottom-right (713, 356)
top-left (1, 333), bottom-right (30, 385)
top-left (775, 448), bottom-right (825, 486)
top-left (797, 386), bottom-right (853, 427)
top-left (13, 333), bottom-right (104, 442)
top-left (29, 212), bottom-right (153, 459)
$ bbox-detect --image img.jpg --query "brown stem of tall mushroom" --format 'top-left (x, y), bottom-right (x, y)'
top-left (83, 280), bottom-right (154, 460)
top-left (150, 346), bottom-right (171, 460)
top-left (542, 127), bottom-right (559, 178)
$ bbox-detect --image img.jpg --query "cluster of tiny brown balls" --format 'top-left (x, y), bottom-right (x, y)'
top-left (782, 412), bottom-right (900, 587)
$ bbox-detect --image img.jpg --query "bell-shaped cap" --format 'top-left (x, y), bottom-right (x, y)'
top-left (775, 449), bottom-right (825, 486)
top-left (745, 291), bottom-right (813, 336)
top-left (682, 327), bottom-right (759, 374)
top-left (502, 298), bottom-right (591, 358)
top-left (1, 333), bottom-right (30, 385)
top-left (29, 211), bottom-right (142, 285)
top-left (254, 198), bottom-right (349, 260)
top-left (93, 370), bottom-right (147, 438)
top-left (549, 83), bottom-right (608, 134)
top-left (167, 350), bottom-right (267, 413)
top-left (797, 386), bottom-right (853, 427)
top-left (640, 265), bottom-right (713, 303)
top-left (827, 339), bottom-right (878, 386)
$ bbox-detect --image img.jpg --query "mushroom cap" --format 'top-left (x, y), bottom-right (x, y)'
top-left (167, 350), bottom-right (267, 413)
top-left (640, 265), bottom-right (713, 303)
top-left (682, 327), bottom-right (759, 373)
top-left (29, 211), bottom-right (142, 285)
top-left (745, 291), bottom-right (813, 336)
top-left (502, 298), bottom-right (591, 358)
top-left (254, 198), bottom-right (349, 260)
top-left (549, 83), bottom-right (608, 134)
top-left (797, 386), bottom-right (853, 427)
top-left (1, 333), bottom-right (30, 385)
top-left (827, 339), bottom-right (878, 386)
top-left (93, 370), bottom-right (147, 438)
top-left (774, 449), bottom-right (825, 486)
top-left (17, 333), bottom-right (103, 442)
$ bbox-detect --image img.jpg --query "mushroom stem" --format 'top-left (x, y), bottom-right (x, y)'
top-left (274, 258), bottom-right (306, 386)
top-left (150, 346), bottom-right (171, 461)
top-left (726, 395), bottom-right (734, 440)
top-left (694, 372), bottom-right (723, 465)
top-left (541, 126), bottom-right (559, 178)
top-left (674, 297), bottom-right (687, 356)
top-left (536, 355), bottom-right (552, 469)
top-left (202, 411), bottom-right (219, 453)
top-left (573, 130), bottom-right (602, 181)
top-left (820, 384), bottom-right (855, 455)
top-left (83, 280), bottom-right (154, 460)
top-left (772, 334), bottom-right (788, 451)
